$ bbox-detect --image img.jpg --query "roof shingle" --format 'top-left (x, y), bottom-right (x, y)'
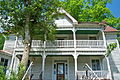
top-left (104, 26), bottom-right (118, 32)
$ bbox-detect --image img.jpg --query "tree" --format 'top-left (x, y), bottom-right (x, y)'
top-left (0, 0), bottom-right (60, 69)
top-left (61, 0), bottom-right (120, 27)
top-left (61, 0), bottom-right (111, 21)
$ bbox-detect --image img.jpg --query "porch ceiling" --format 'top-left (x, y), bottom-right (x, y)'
top-left (56, 30), bottom-right (73, 34)
top-left (76, 30), bottom-right (99, 34)
top-left (56, 30), bottom-right (99, 34)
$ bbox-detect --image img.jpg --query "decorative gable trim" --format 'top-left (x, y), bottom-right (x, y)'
top-left (59, 9), bottom-right (78, 25)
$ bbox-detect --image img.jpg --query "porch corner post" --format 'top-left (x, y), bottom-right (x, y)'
top-left (101, 30), bottom-right (107, 48)
top-left (105, 56), bottom-right (112, 80)
top-left (42, 54), bottom-right (46, 80)
top-left (73, 26), bottom-right (77, 80)
top-left (42, 40), bottom-right (46, 80)
top-left (74, 55), bottom-right (78, 80)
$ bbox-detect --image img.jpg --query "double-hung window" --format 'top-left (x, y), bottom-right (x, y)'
top-left (92, 59), bottom-right (101, 70)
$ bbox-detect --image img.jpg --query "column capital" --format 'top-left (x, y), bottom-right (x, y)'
top-left (73, 55), bottom-right (78, 59)
top-left (42, 54), bottom-right (46, 58)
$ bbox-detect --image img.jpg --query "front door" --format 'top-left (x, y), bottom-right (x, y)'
top-left (57, 63), bottom-right (65, 80)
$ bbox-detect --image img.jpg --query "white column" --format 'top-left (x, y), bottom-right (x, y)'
top-left (42, 40), bottom-right (46, 80)
top-left (73, 27), bottom-right (77, 80)
top-left (42, 54), bottom-right (46, 80)
top-left (105, 56), bottom-right (112, 79)
top-left (74, 55), bottom-right (78, 80)
top-left (101, 30), bottom-right (107, 48)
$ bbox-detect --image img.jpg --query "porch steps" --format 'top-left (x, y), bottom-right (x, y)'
top-left (108, 47), bottom-right (120, 80)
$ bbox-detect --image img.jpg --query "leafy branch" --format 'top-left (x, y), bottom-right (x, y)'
top-left (106, 43), bottom-right (117, 56)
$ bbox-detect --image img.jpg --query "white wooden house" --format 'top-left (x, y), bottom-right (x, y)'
top-left (3, 9), bottom-right (120, 80)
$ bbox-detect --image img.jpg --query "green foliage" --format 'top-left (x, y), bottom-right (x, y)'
top-left (61, 0), bottom-right (111, 21)
top-left (0, 34), bottom-right (5, 50)
top-left (0, 66), bottom-right (6, 80)
top-left (61, 0), bottom-right (119, 27)
top-left (0, 0), bottom-right (60, 68)
top-left (0, 64), bottom-right (27, 80)
top-left (105, 17), bottom-right (120, 27)
top-left (0, 0), bottom-right (60, 40)
top-left (106, 43), bottom-right (117, 56)
top-left (9, 64), bottom-right (26, 80)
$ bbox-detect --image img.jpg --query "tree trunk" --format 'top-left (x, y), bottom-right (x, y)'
top-left (21, 14), bottom-right (31, 69)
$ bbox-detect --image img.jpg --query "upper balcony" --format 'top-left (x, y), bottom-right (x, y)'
top-left (4, 29), bottom-right (107, 55)
top-left (15, 39), bottom-right (106, 56)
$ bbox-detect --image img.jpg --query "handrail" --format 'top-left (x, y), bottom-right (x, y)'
top-left (17, 40), bottom-right (104, 48)
top-left (83, 63), bottom-right (100, 80)
top-left (22, 61), bottom-right (33, 80)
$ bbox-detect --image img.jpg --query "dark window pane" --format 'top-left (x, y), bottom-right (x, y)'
top-left (1, 58), bottom-right (4, 62)
top-left (4, 59), bottom-right (8, 66)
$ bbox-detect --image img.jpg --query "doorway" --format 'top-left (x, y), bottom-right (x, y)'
top-left (56, 63), bottom-right (65, 80)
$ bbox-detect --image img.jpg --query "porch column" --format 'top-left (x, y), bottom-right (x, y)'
top-left (42, 54), bottom-right (46, 80)
top-left (42, 40), bottom-right (46, 80)
top-left (74, 55), bottom-right (78, 80)
top-left (73, 26), bottom-right (77, 80)
top-left (101, 30), bottom-right (107, 48)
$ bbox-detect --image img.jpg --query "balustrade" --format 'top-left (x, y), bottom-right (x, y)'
top-left (16, 40), bottom-right (105, 48)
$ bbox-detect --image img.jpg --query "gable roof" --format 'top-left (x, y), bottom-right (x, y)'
top-left (0, 50), bottom-right (12, 56)
top-left (104, 26), bottom-right (118, 32)
top-left (59, 9), bottom-right (78, 24)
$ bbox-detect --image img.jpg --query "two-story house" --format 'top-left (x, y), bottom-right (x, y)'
top-left (3, 9), bottom-right (120, 80)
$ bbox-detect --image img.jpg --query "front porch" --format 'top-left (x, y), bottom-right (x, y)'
top-left (25, 55), bottom-right (111, 80)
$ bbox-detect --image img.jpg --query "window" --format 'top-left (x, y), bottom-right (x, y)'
top-left (92, 59), bottom-right (101, 70)
top-left (0, 58), bottom-right (8, 73)
top-left (0, 58), bottom-right (8, 67)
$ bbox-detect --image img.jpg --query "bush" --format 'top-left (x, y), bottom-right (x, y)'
top-left (0, 64), bottom-right (27, 80)
top-left (10, 64), bottom-right (26, 80)
top-left (0, 66), bottom-right (7, 80)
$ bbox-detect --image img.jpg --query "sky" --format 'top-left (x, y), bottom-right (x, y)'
top-left (107, 0), bottom-right (120, 18)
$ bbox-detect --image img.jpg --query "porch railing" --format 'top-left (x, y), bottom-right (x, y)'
top-left (17, 40), bottom-right (105, 48)
top-left (76, 40), bottom-right (104, 48)
top-left (77, 70), bottom-right (108, 79)
top-left (76, 64), bottom-right (109, 80)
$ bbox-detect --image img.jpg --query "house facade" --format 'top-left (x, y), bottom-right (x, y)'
top-left (3, 9), bottom-right (120, 80)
